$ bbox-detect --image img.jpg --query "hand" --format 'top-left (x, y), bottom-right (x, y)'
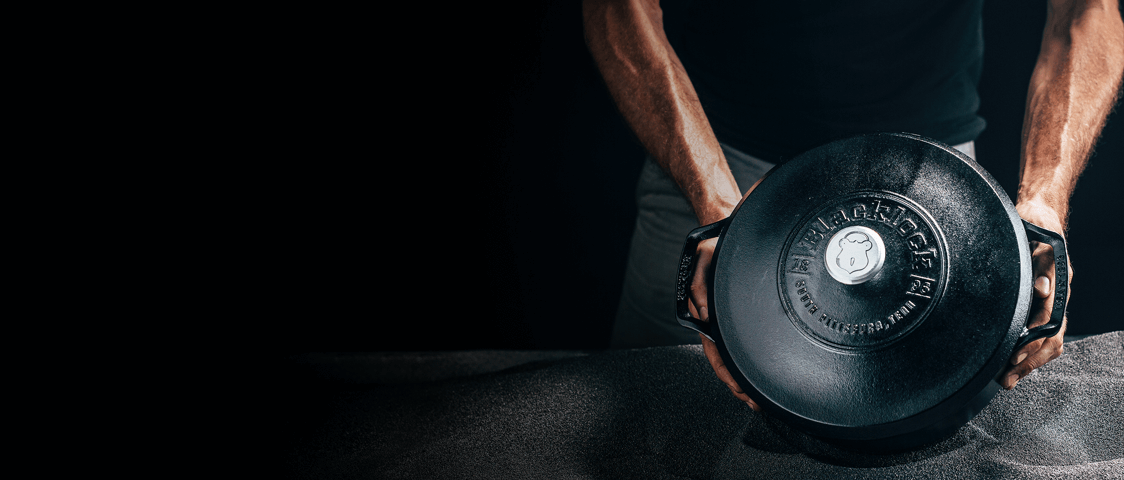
top-left (1005, 202), bottom-right (1072, 389)
top-left (690, 237), bottom-right (761, 411)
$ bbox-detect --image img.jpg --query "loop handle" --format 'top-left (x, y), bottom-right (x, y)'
top-left (675, 219), bottom-right (729, 341)
top-left (1015, 220), bottom-right (1068, 351)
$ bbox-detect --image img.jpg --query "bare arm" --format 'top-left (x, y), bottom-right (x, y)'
top-left (582, 0), bottom-right (740, 226)
top-left (1008, 0), bottom-right (1124, 388)
top-left (583, 0), bottom-right (757, 409)
top-left (1018, 0), bottom-right (1124, 220)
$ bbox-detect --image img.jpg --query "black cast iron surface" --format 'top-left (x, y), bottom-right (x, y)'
top-left (775, 190), bottom-right (949, 350)
top-left (278, 333), bottom-right (1124, 479)
top-left (705, 133), bottom-right (1033, 446)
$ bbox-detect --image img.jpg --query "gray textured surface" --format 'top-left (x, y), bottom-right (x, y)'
top-left (289, 350), bottom-right (591, 384)
top-left (283, 332), bottom-right (1123, 479)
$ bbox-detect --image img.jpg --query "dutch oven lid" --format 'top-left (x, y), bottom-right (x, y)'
top-left (708, 133), bottom-right (1033, 436)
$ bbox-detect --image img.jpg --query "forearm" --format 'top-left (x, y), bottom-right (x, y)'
top-left (1018, 0), bottom-right (1124, 226)
top-left (583, 0), bottom-right (740, 225)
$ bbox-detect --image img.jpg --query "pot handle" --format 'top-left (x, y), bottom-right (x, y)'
top-left (675, 219), bottom-right (729, 342)
top-left (1015, 221), bottom-right (1068, 351)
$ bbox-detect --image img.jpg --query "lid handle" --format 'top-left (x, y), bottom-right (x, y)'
top-left (675, 219), bottom-right (729, 341)
top-left (1015, 221), bottom-right (1068, 351)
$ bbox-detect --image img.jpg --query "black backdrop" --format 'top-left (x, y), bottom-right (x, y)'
top-left (293, 2), bottom-right (1121, 352)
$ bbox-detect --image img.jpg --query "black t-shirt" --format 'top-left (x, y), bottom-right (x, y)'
top-left (664, 0), bottom-right (986, 162)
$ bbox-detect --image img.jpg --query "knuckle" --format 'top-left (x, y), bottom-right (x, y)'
top-left (1044, 340), bottom-right (1063, 359)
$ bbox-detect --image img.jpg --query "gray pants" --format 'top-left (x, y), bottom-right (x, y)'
top-left (610, 141), bottom-right (976, 348)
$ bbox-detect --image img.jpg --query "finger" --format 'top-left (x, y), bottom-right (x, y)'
top-left (1026, 292), bottom-right (1052, 330)
top-left (701, 336), bottom-right (738, 391)
top-left (1004, 335), bottom-right (1064, 389)
top-left (1010, 337), bottom-right (1044, 367)
top-left (1007, 307), bottom-right (1069, 372)
top-left (690, 238), bottom-right (718, 322)
top-left (1029, 236), bottom-right (1075, 293)
top-left (736, 391), bottom-right (761, 411)
top-left (1009, 236), bottom-right (1070, 385)
top-left (1026, 242), bottom-right (1056, 329)
top-left (1033, 276), bottom-right (1050, 299)
top-left (689, 289), bottom-right (709, 322)
top-left (701, 335), bottom-right (761, 411)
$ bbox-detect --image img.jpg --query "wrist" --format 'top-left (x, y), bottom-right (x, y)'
top-left (694, 194), bottom-right (740, 226)
top-left (1016, 199), bottom-right (1066, 234)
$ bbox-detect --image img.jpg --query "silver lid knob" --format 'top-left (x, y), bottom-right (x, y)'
top-left (824, 226), bottom-right (886, 285)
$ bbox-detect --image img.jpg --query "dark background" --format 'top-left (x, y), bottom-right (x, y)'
top-left (291, 2), bottom-right (1121, 352)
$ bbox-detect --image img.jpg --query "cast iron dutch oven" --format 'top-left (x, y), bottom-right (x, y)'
top-left (676, 133), bottom-right (1067, 452)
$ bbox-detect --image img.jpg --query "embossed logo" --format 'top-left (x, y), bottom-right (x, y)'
top-left (778, 193), bottom-right (947, 350)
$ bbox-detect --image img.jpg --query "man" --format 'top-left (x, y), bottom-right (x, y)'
top-left (583, 0), bottom-right (1124, 409)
